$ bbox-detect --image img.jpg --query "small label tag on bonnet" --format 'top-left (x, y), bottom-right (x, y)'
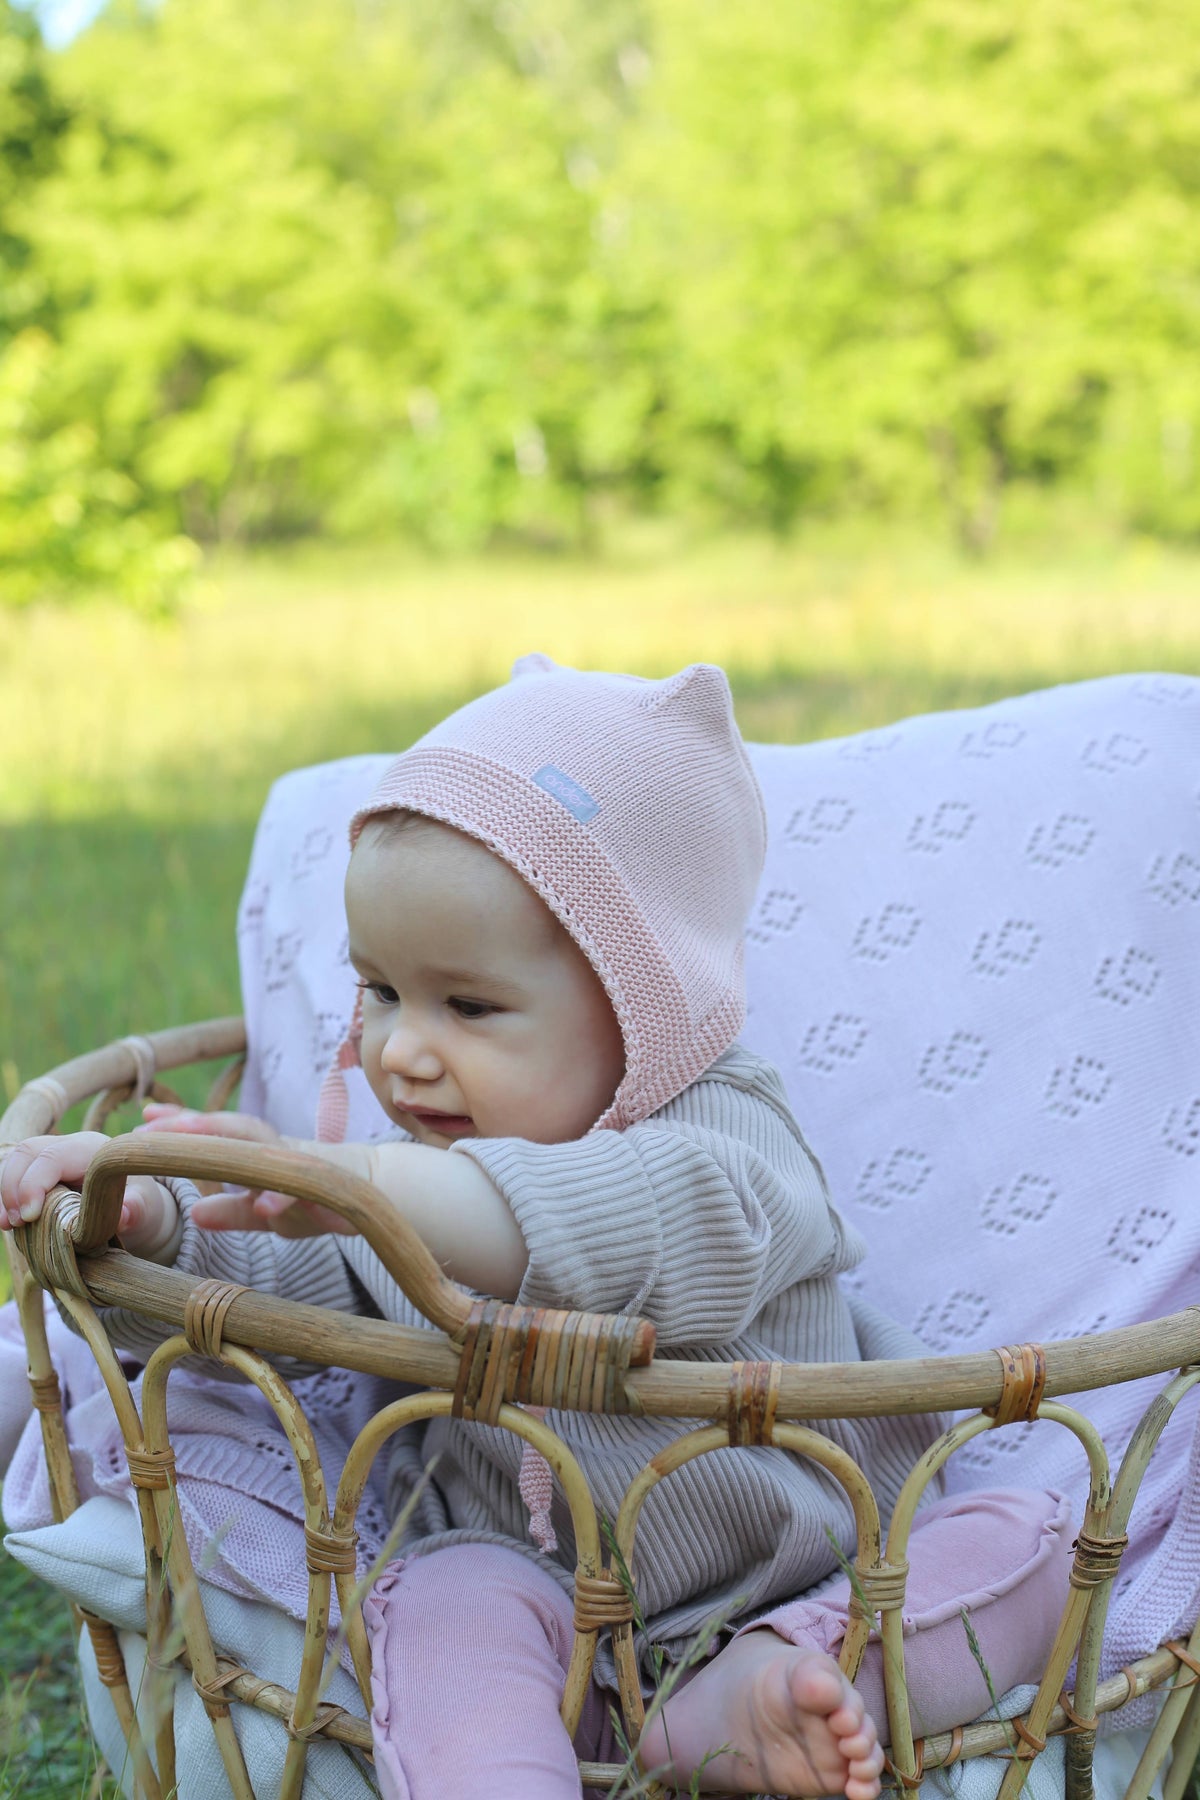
top-left (532, 764), bottom-right (601, 823)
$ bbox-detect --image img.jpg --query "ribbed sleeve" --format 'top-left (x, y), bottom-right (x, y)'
top-left (456, 1060), bottom-right (864, 1343)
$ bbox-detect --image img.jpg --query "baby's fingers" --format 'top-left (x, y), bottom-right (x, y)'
top-left (138, 1103), bottom-right (190, 1127)
top-left (253, 1193), bottom-right (355, 1237)
top-left (1, 1133), bottom-right (109, 1227)
top-left (190, 1187), bottom-right (354, 1238)
top-left (189, 1187), bottom-right (266, 1232)
top-left (137, 1105), bottom-right (279, 1144)
top-left (136, 1105), bottom-right (225, 1135)
top-left (0, 1145), bottom-right (43, 1226)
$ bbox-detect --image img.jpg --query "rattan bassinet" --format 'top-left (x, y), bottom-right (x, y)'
top-left (4, 674), bottom-right (1200, 1799)
top-left (5, 1023), bottom-right (1200, 1800)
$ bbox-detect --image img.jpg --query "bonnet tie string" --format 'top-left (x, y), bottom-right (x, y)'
top-left (315, 989), bottom-right (364, 1143)
top-left (517, 1413), bottom-right (558, 1553)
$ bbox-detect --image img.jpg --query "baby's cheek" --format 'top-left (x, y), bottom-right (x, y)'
top-left (469, 1064), bottom-right (537, 1140)
top-left (359, 1038), bottom-right (393, 1111)
top-left (358, 1023), bottom-right (385, 1078)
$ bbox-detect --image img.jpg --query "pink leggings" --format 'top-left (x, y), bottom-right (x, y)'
top-left (363, 1487), bottom-right (1074, 1800)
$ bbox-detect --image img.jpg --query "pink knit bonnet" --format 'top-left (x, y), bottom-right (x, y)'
top-left (316, 654), bottom-right (766, 1141)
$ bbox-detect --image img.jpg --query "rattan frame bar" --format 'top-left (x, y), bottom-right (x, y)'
top-left (4, 1017), bottom-right (1200, 1800)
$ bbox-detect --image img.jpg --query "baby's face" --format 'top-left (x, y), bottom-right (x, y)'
top-left (345, 817), bottom-right (626, 1149)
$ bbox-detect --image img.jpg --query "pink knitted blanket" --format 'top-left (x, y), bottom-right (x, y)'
top-left (5, 672), bottom-right (1197, 1732)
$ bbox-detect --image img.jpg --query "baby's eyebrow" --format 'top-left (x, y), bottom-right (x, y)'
top-left (431, 966), bottom-right (526, 998)
top-left (345, 946), bottom-right (527, 999)
top-left (346, 946), bottom-right (381, 974)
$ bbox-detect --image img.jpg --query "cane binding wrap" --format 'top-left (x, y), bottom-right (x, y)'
top-left (986, 1342), bottom-right (1049, 1427)
top-left (726, 1358), bottom-right (781, 1445)
top-left (450, 1297), bottom-right (654, 1424)
top-left (183, 1278), bottom-right (251, 1359)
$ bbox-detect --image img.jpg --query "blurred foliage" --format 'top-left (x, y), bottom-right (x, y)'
top-left (639, 0), bottom-right (1200, 548)
top-left (0, 0), bottom-right (195, 609)
top-left (0, 324), bottom-right (199, 606)
top-left (0, 0), bottom-right (69, 333)
top-left (3, 0), bottom-right (1200, 606)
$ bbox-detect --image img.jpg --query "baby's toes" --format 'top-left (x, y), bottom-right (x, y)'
top-left (833, 1712), bottom-right (877, 1758)
top-left (787, 1654), bottom-right (854, 1718)
top-left (847, 1735), bottom-right (883, 1771)
top-left (835, 1710), bottom-right (881, 1797)
top-left (847, 1739), bottom-right (884, 1790)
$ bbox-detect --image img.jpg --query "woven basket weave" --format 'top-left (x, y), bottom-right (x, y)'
top-left (4, 1019), bottom-right (1200, 1800)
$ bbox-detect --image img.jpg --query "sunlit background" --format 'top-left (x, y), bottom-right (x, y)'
top-left (3, 0), bottom-right (1198, 1099)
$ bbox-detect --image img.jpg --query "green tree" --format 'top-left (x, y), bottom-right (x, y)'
top-left (0, 0), bottom-right (197, 609)
top-left (8, 0), bottom-right (1200, 602)
top-left (0, 0), bottom-right (70, 340)
top-left (632, 0), bottom-right (1200, 546)
top-left (0, 324), bottom-right (197, 609)
top-left (22, 0), bottom-right (662, 551)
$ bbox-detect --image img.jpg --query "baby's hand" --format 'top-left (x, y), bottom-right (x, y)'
top-left (188, 1186), bottom-right (355, 1237)
top-left (136, 1103), bottom-right (281, 1144)
top-left (1, 1132), bottom-right (109, 1228)
top-left (0, 1132), bottom-right (180, 1261)
top-left (137, 1103), bottom-right (353, 1238)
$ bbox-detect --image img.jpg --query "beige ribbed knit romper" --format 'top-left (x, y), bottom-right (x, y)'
top-left (102, 1043), bottom-right (944, 1689)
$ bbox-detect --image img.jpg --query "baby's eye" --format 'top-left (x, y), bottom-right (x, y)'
top-left (448, 997), bottom-right (498, 1020)
top-left (357, 979), bottom-right (399, 1006)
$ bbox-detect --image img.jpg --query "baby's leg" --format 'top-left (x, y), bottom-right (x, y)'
top-left (364, 1541), bottom-right (615, 1800)
top-left (761, 1487), bottom-right (1077, 1746)
top-left (645, 1486), bottom-right (1074, 1795)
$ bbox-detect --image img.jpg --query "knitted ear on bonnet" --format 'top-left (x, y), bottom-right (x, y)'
top-left (313, 655), bottom-right (767, 1553)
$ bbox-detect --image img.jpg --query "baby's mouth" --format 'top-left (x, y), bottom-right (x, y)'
top-left (404, 1106), bottom-right (475, 1139)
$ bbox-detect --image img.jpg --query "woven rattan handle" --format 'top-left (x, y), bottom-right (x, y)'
top-left (75, 1134), bottom-right (480, 1337)
top-left (72, 1134), bottom-right (656, 1363)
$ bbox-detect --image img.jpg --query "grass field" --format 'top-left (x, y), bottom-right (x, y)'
top-left (1, 524), bottom-right (1199, 1795)
top-left (4, 522), bottom-right (1199, 1112)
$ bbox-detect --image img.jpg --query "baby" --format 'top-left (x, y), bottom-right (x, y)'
top-left (2, 658), bottom-right (1071, 1800)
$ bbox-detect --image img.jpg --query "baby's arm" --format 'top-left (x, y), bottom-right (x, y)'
top-left (309, 1140), bottom-right (527, 1295)
top-left (449, 1059), bottom-right (860, 1344)
top-left (137, 1105), bottom-right (528, 1294)
top-left (4, 1110), bottom-right (526, 1298)
top-left (2, 1118), bottom-right (392, 1369)
top-left (1, 1108), bottom-right (304, 1257)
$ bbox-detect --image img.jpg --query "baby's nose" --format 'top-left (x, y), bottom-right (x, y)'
top-left (381, 1022), bottom-right (442, 1082)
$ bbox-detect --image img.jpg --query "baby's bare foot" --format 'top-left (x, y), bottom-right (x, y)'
top-left (639, 1628), bottom-right (883, 1798)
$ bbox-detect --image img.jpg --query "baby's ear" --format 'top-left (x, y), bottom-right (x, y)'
top-left (510, 652), bottom-right (561, 679)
